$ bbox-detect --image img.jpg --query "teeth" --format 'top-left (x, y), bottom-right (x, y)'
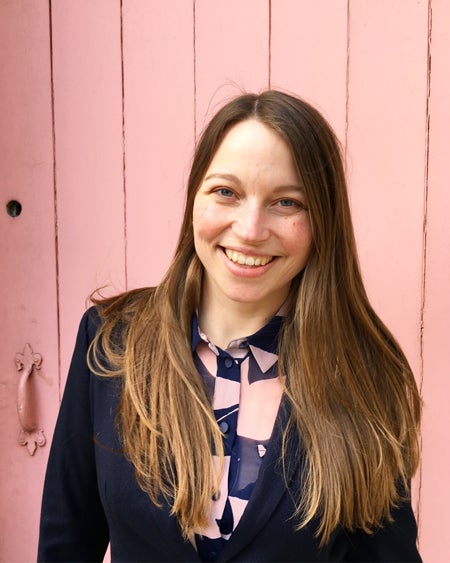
top-left (225, 249), bottom-right (273, 267)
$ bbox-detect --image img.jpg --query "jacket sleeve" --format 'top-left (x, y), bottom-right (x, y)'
top-left (37, 309), bottom-right (109, 562)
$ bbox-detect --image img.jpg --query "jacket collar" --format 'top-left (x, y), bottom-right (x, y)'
top-left (218, 399), bottom-right (303, 561)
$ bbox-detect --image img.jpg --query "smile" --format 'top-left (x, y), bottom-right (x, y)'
top-left (224, 248), bottom-right (274, 267)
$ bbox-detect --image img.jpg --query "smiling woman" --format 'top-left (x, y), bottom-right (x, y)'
top-left (38, 91), bottom-right (422, 562)
top-left (193, 119), bottom-right (312, 347)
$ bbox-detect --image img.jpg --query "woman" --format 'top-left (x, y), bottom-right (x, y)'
top-left (38, 90), bottom-right (422, 562)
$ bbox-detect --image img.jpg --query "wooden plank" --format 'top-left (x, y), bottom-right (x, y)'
top-left (270, 0), bottom-right (348, 140)
top-left (346, 0), bottom-right (428, 376)
top-left (122, 0), bottom-right (195, 288)
top-left (51, 0), bottom-right (126, 381)
top-left (195, 0), bottom-right (269, 128)
top-left (419, 0), bottom-right (450, 558)
top-left (0, 1), bottom-right (59, 560)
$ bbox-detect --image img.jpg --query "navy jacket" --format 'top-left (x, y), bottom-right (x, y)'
top-left (38, 308), bottom-right (421, 562)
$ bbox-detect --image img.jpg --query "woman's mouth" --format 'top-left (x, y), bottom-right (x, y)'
top-left (224, 248), bottom-right (274, 267)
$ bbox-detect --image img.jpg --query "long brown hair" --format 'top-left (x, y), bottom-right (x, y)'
top-left (90, 90), bottom-right (421, 544)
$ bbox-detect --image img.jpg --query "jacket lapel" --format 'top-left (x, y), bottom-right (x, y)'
top-left (218, 399), bottom-right (303, 561)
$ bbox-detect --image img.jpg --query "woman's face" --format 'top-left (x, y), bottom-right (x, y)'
top-left (193, 119), bottom-right (312, 314)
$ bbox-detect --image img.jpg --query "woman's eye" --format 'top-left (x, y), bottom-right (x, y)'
top-left (277, 199), bottom-right (299, 208)
top-left (216, 188), bottom-right (234, 198)
top-left (273, 199), bottom-right (308, 213)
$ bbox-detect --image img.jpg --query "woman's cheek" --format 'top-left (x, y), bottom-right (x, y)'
top-left (283, 217), bottom-right (313, 253)
top-left (193, 200), bottom-right (224, 238)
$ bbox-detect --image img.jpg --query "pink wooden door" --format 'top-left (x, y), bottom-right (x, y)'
top-left (1, 2), bottom-right (449, 561)
top-left (0, 3), bottom-right (59, 561)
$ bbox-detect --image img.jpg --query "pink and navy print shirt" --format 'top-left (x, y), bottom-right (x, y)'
top-left (191, 309), bottom-right (287, 562)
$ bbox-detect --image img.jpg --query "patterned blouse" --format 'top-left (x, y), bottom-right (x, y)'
top-left (191, 305), bottom-right (288, 562)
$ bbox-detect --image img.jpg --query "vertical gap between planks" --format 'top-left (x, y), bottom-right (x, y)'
top-left (193, 0), bottom-right (197, 141)
top-left (416, 0), bottom-right (433, 541)
top-left (268, 0), bottom-right (272, 88)
top-left (344, 0), bottom-right (351, 166)
top-left (120, 0), bottom-right (128, 290)
top-left (419, 1), bottom-right (432, 406)
top-left (48, 0), bottom-right (62, 400)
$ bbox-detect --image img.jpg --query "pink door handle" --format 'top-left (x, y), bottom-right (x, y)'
top-left (15, 343), bottom-right (46, 456)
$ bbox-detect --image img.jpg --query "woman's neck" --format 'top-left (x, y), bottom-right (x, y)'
top-left (197, 294), bottom-right (285, 350)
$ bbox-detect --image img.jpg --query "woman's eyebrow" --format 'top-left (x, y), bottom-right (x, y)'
top-left (204, 172), bottom-right (240, 183)
top-left (204, 173), bottom-right (304, 193)
top-left (272, 185), bottom-right (305, 194)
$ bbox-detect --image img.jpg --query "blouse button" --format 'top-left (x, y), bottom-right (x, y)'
top-left (224, 357), bottom-right (233, 368)
top-left (219, 421), bottom-right (229, 434)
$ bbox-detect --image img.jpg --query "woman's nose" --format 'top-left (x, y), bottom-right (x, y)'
top-left (231, 203), bottom-right (270, 242)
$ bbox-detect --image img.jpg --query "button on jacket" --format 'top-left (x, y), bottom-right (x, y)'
top-left (38, 308), bottom-right (422, 562)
